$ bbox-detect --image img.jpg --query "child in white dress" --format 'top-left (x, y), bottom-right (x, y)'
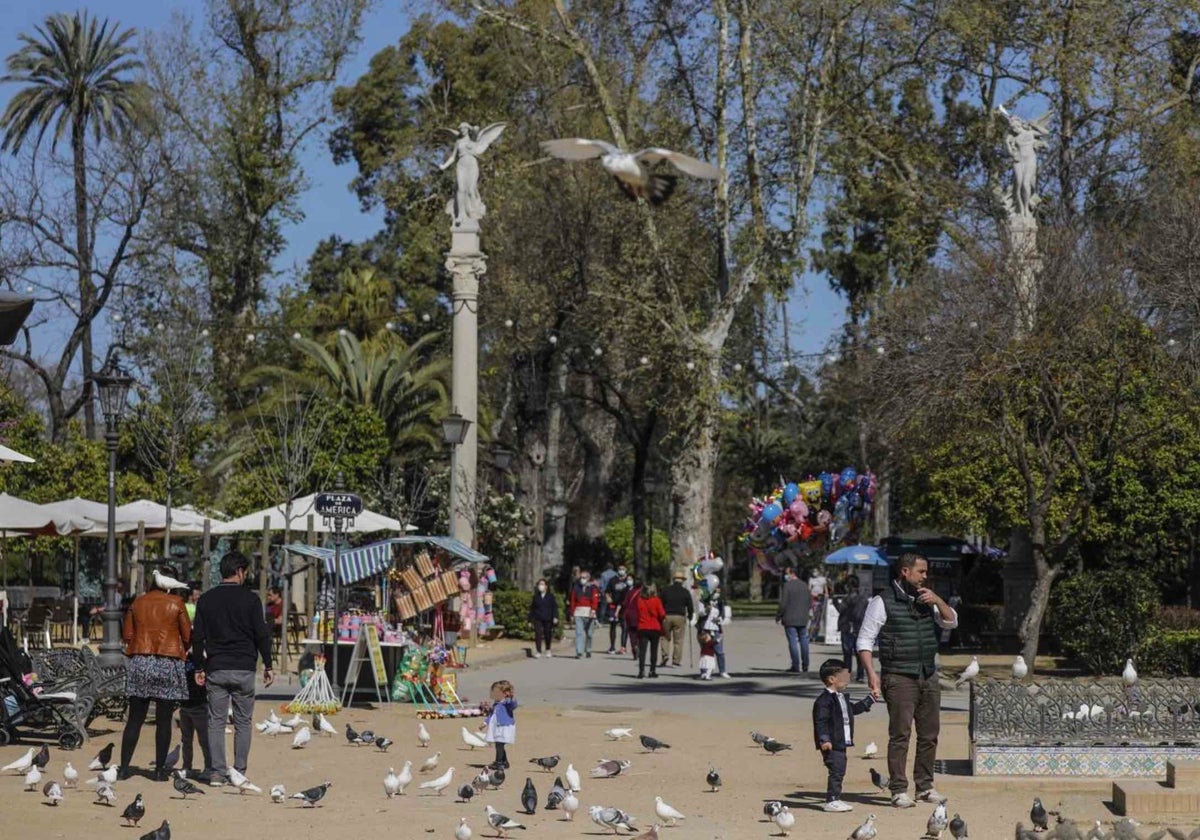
top-left (483, 679), bottom-right (517, 770)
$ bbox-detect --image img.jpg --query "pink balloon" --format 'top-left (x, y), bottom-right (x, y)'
top-left (789, 498), bottom-right (808, 519)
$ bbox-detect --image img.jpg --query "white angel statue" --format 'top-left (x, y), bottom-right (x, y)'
top-left (996, 105), bottom-right (1051, 219)
top-left (439, 122), bottom-right (507, 224)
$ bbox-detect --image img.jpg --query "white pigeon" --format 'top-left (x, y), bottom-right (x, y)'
top-left (774, 805), bottom-right (796, 836)
top-left (87, 765), bottom-right (118, 786)
top-left (317, 713), bottom-right (337, 737)
top-left (292, 726), bottom-right (312, 749)
top-left (955, 656), bottom-right (980, 688)
top-left (2, 747), bottom-right (35, 773)
top-left (419, 766), bottom-right (454, 795)
top-left (228, 767), bottom-right (261, 794)
top-left (565, 763), bottom-right (581, 793)
top-left (395, 761), bottom-right (413, 795)
top-left (268, 709), bottom-right (281, 724)
top-left (152, 568), bottom-right (188, 591)
top-left (63, 762), bottom-right (78, 788)
top-left (850, 814), bottom-right (878, 840)
top-left (270, 784), bottom-right (287, 803)
top-left (461, 726), bottom-right (488, 749)
top-left (926, 801), bottom-right (949, 838)
top-left (1123, 658), bottom-right (1138, 686)
top-left (260, 720), bottom-right (283, 737)
top-left (654, 796), bottom-right (685, 826)
top-left (95, 781), bottom-right (117, 806)
top-left (418, 722), bottom-right (432, 747)
top-left (540, 138), bottom-right (720, 205)
top-left (383, 766), bottom-right (401, 799)
top-left (455, 817), bottom-right (472, 840)
top-left (604, 727), bottom-right (633, 741)
top-left (1012, 655), bottom-right (1028, 679)
top-left (43, 779), bottom-right (63, 804)
top-left (486, 804), bottom-right (526, 837)
top-left (862, 741), bottom-right (878, 759)
top-left (420, 751), bottom-right (441, 773)
top-left (283, 713), bottom-right (303, 728)
top-left (1089, 704), bottom-right (1105, 722)
top-left (562, 791), bottom-right (580, 821)
top-left (277, 724), bottom-right (293, 734)
top-left (24, 764), bottom-right (42, 790)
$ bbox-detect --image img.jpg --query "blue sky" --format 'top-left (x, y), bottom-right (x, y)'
top-left (0, 1), bottom-right (845, 361)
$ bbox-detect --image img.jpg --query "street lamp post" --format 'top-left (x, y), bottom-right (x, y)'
top-left (491, 444), bottom-right (513, 493)
top-left (94, 356), bottom-right (134, 668)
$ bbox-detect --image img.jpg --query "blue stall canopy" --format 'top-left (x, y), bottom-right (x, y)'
top-left (824, 545), bottom-right (889, 566)
top-left (285, 536), bottom-right (489, 585)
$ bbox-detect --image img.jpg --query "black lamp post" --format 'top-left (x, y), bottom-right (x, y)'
top-left (93, 355), bottom-right (133, 667)
top-left (491, 443), bottom-right (514, 493)
top-left (441, 411), bottom-right (471, 446)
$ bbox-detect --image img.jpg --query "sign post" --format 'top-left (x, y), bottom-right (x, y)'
top-left (317, 473), bottom-right (360, 697)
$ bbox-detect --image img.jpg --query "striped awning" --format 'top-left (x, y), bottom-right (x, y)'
top-left (284, 536), bottom-right (488, 585)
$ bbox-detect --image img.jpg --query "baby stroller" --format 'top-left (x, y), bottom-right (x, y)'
top-left (0, 628), bottom-right (87, 749)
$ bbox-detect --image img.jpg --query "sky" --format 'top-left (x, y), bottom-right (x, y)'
top-left (0, 0), bottom-right (846, 365)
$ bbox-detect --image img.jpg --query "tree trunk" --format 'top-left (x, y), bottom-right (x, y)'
top-left (1017, 517), bottom-right (1061, 666)
top-left (541, 354), bottom-right (569, 583)
top-left (568, 380), bottom-right (616, 542)
top-left (669, 397), bottom-right (717, 576)
top-left (163, 487), bottom-right (173, 559)
top-left (72, 118), bottom-right (96, 440)
top-left (516, 434), bottom-right (545, 587)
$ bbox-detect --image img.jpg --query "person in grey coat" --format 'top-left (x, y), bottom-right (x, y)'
top-left (776, 566), bottom-right (812, 672)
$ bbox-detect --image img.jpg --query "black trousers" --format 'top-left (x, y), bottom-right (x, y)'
top-left (178, 703), bottom-right (211, 772)
top-left (121, 697), bottom-right (176, 771)
top-left (609, 621), bottom-right (628, 650)
top-left (533, 619), bottom-right (554, 652)
top-left (823, 748), bottom-right (847, 801)
top-left (637, 633), bottom-right (660, 676)
top-left (494, 742), bottom-right (509, 767)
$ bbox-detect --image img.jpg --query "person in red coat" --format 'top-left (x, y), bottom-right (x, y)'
top-left (635, 584), bottom-right (666, 679)
top-left (622, 579), bottom-right (643, 662)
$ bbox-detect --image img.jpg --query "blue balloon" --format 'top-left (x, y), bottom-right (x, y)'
top-left (782, 483), bottom-right (799, 504)
top-left (761, 502), bottom-right (784, 524)
top-left (839, 467), bottom-right (858, 488)
top-left (819, 472), bottom-right (834, 498)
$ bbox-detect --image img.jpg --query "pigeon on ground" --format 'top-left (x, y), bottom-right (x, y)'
top-left (706, 767), bottom-right (722, 792)
top-left (1123, 659), bottom-right (1138, 686)
top-left (88, 765), bottom-right (118, 786)
top-left (1053, 816), bottom-right (1084, 840)
top-left (458, 783), bottom-right (475, 803)
top-left (565, 763), bottom-right (581, 792)
top-left (345, 723), bottom-right (360, 745)
top-left (1031, 798), bottom-right (1049, 832)
top-left (775, 806), bottom-right (796, 836)
top-left (3, 747), bottom-right (35, 773)
top-left (395, 761), bottom-right (413, 794)
top-left (228, 767), bottom-right (261, 794)
top-left (358, 729), bottom-right (375, 744)
top-left (950, 813), bottom-right (968, 838)
top-left (172, 770), bottom-right (205, 799)
top-left (654, 796), bottom-right (685, 826)
top-left (268, 709), bottom-right (281, 724)
top-left (32, 743), bottom-right (50, 769)
top-left (546, 776), bottom-right (566, 809)
top-left (1013, 656), bottom-right (1029, 679)
top-left (521, 777), bottom-right (537, 814)
top-left (24, 764), bottom-right (42, 790)
top-left (418, 722), bottom-right (431, 747)
top-left (926, 802), bottom-right (949, 838)
top-left (292, 726), bottom-right (312, 749)
top-left (316, 713), bottom-right (337, 737)
top-left (63, 762), bottom-right (78, 787)
top-left (258, 719), bottom-right (283, 737)
top-left (283, 713), bottom-right (303, 728)
top-left (640, 735), bottom-right (669, 752)
top-left (540, 138), bottom-right (720, 205)
top-left (122, 792), bottom-right (145, 826)
top-left (591, 759), bottom-right (631, 778)
top-left (486, 804), bottom-right (527, 837)
top-left (590, 805), bottom-right (637, 834)
top-left (862, 741), bottom-right (878, 758)
top-left (562, 792), bottom-right (580, 821)
top-left (1083, 821), bottom-right (1105, 840)
top-left (455, 817), bottom-right (472, 840)
top-left (850, 814), bottom-right (878, 840)
top-left (870, 767), bottom-right (889, 792)
top-left (604, 728), bottom-right (633, 740)
top-left (270, 784), bottom-right (286, 803)
top-left (43, 779), bottom-right (63, 805)
top-left (489, 766), bottom-right (506, 789)
top-left (530, 754), bottom-right (560, 771)
top-left (1016, 823), bottom-right (1041, 840)
top-left (955, 656), bottom-right (980, 688)
top-left (1113, 819), bottom-right (1141, 840)
top-left (384, 767), bottom-right (402, 799)
top-left (764, 801), bottom-right (784, 818)
top-left (289, 781), bottom-right (332, 807)
top-left (95, 781), bottom-right (117, 806)
top-left (420, 751), bottom-right (442, 773)
top-left (762, 738), bottom-right (793, 755)
top-left (751, 730), bottom-right (773, 745)
top-left (419, 766), bottom-right (454, 795)
top-left (139, 820), bottom-right (170, 840)
top-left (473, 768), bottom-right (492, 792)
top-left (462, 726), bottom-right (488, 749)
top-left (90, 742), bottom-right (115, 770)
top-left (633, 827), bottom-right (661, 840)
top-left (374, 736), bottom-right (394, 752)
top-left (159, 742), bottom-right (180, 773)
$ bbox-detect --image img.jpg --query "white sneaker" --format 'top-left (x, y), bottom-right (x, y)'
top-left (533, 652), bottom-right (541, 658)
top-left (545, 651), bottom-right (552, 658)
top-left (891, 793), bottom-right (916, 809)
top-left (720, 672), bottom-right (732, 679)
top-left (822, 800), bottom-right (853, 813)
top-left (916, 788), bottom-right (947, 805)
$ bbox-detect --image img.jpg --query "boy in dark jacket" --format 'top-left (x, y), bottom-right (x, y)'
top-left (812, 658), bottom-right (875, 812)
top-left (179, 653), bottom-right (211, 779)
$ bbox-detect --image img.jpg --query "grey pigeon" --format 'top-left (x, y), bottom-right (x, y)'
top-left (290, 781), bottom-right (332, 807)
top-left (950, 813), bottom-right (968, 838)
top-left (472, 769), bottom-right (491, 792)
top-left (358, 729), bottom-right (375, 744)
top-left (139, 820), bottom-right (170, 840)
top-left (529, 754), bottom-right (560, 772)
top-left (1052, 816), bottom-right (1084, 840)
top-left (344, 723), bottom-right (359, 745)
top-left (1083, 822), bottom-right (1106, 840)
top-left (540, 138), bottom-right (721, 205)
top-left (95, 781), bottom-right (117, 806)
top-left (750, 730), bottom-right (773, 745)
top-left (521, 777), bottom-right (537, 814)
top-left (122, 792), bottom-right (145, 826)
top-left (706, 767), bottom-right (722, 792)
top-left (1031, 799), bottom-right (1049, 832)
top-left (485, 804), bottom-right (526, 837)
top-left (160, 743), bottom-right (180, 773)
top-left (589, 805), bottom-right (637, 833)
top-left (763, 800), bottom-right (783, 818)
top-left (762, 738), bottom-right (792, 754)
top-left (546, 777), bottom-right (566, 809)
top-left (591, 759), bottom-right (630, 778)
top-left (374, 736), bottom-right (393, 752)
top-left (1112, 819), bottom-right (1140, 840)
top-left (640, 735), bottom-right (670, 752)
top-left (851, 814), bottom-right (879, 840)
top-left (172, 770), bottom-right (205, 799)
top-left (869, 767), bottom-right (889, 792)
top-left (926, 802), bottom-right (948, 838)
top-left (1015, 823), bottom-right (1040, 840)
top-left (33, 744), bottom-right (50, 770)
top-left (490, 766), bottom-right (506, 789)
top-left (457, 784), bottom-right (475, 802)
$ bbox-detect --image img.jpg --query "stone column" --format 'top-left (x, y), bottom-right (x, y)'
top-left (445, 221), bottom-right (487, 548)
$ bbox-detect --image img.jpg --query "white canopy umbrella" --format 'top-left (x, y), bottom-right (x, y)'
top-left (40, 496), bottom-right (109, 525)
top-left (0, 492), bottom-right (94, 535)
top-left (218, 492), bottom-right (409, 534)
top-left (112, 499), bottom-right (225, 536)
top-left (0, 444), bottom-right (34, 464)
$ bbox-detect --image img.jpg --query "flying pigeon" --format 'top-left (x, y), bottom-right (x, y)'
top-left (540, 138), bottom-right (720, 205)
top-left (521, 777), bottom-right (537, 814)
top-left (1031, 798), bottom-right (1049, 832)
top-left (869, 767), bottom-right (889, 792)
top-left (292, 726), bottom-right (312, 749)
top-left (289, 781), bottom-right (332, 807)
top-left (23, 764), bottom-right (42, 790)
top-left (316, 713), bottom-right (337, 737)
top-left (926, 802), bottom-right (949, 839)
top-left (458, 783), bottom-right (475, 803)
top-left (95, 781), bottom-right (117, 806)
top-left (850, 814), bottom-right (878, 840)
top-left (63, 762), bottom-right (78, 787)
top-left (530, 754), bottom-right (560, 771)
top-left (545, 776), bottom-right (565, 809)
top-left (764, 801), bottom-right (784, 818)
top-left (462, 726), bottom-right (488, 749)
top-left (384, 767), bottom-right (402, 799)
top-left (88, 765), bottom-right (119, 786)
top-left (862, 741), bottom-right (878, 759)
top-left (270, 784), bottom-right (286, 803)
top-left (604, 728), bottom-right (634, 740)
top-left (32, 743), bottom-right (50, 769)
top-left (418, 722), bottom-right (432, 747)
top-left (419, 766), bottom-right (455, 795)
top-left (562, 791), bottom-right (580, 821)
top-left (750, 730), bottom-right (773, 745)
top-left (3, 747), bottom-right (35, 773)
top-left (420, 752), bottom-right (442, 773)
top-left (654, 796), bottom-right (685, 826)
top-left (706, 767), bottom-right (722, 792)
top-left (42, 779), bottom-right (63, 805)
top-left (1123, 659), bottom-right (1138, 686)
top-left (122, 792), bottom-right (145, 826)
top-left (228, 767), bottom-right (262, 794)
top-left (590, 805), bottom-right (637, 834)
top-left (775, 806), bottom-right (796, 836)
top-left (152, 568), bottom-right (187, 591)
top-left (283, 713), bottom-right (303, 728)
top-left (455, 817), bottom-right (472, 840)
top-left (345, 723), bottom-right (360, 745)
top-left (640, 735), bottom-right (670, 752)
top-left (486, 804), bottom-right (527, 838)
top-left (591, 759), bottom-right (631, 778)
top-left (955, 656), bottom-right (980, 688)
top-left (1013, 655), bottom-right (1029, 679)
top-left (89, 742), bottom-right (115, 770)
top-left (762, 738), bottom-right (793, 755)
top-left (139, 820), bottom-right (170, 840)
top-left (395, 760), bottom-right (413, 794)
top-left (172, 770), bottom-right (205, 799)
top-left (374, 736), bottom-right (393, 752)
top-left (565, 763), bottom-right (581, 792)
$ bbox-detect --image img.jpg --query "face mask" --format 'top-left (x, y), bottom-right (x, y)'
top-left (580, 577), bottom-right (590, 584)
top-left (536, 584), bottom-right (546, 592)
top-left (617, 569), bottom-right (626, 577)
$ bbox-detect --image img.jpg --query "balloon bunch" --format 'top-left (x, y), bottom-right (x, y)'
top-left (744, 467), bottom-right (875, 574)
top-left (688, 551), bottom-right (725, 600)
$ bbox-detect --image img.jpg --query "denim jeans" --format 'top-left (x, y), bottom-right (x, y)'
top-left (573, 615), bottom-right (595, 656)
top-left (784, 625), bottom-right (809, 671)
top-left (713, 634), bottom-right (727, 674)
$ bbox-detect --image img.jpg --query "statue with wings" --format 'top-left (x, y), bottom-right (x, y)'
top-left (439, 122), bottom-right (506, 224)
top-left (996, 105), bottom-right (1051, 219)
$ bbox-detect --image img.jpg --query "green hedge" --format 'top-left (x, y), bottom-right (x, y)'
top-left (1138, 629), bottom-right (1200, 677)
top-left (489, 589), bottom-right (563, 642)
top-left (1050, 569), bottom-right (1159, 675)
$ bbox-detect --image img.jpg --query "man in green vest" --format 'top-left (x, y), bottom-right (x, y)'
top-left (856, 553), bottom-right (958, 809)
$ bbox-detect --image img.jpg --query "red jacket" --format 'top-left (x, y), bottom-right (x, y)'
top-left (636, 595), bottom-right (666, 633)
top-left (569, 581), bottom-right (600, 616)
top-left (622, 585), bottom-right (643, 628)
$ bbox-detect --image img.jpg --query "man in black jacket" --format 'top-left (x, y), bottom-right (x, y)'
top-left (812, 658), bottom-right (875, 812)
top-left (658, 571), bottom-right (694, 668)
top-left (192, 551), bottom-right (273, 784)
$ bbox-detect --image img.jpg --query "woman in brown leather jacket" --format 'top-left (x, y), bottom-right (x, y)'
top-left (119, 567), bottom-right (192, 780)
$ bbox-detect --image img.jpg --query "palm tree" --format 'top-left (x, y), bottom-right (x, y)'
top-left (1, 12), bottom-right (144, 438)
